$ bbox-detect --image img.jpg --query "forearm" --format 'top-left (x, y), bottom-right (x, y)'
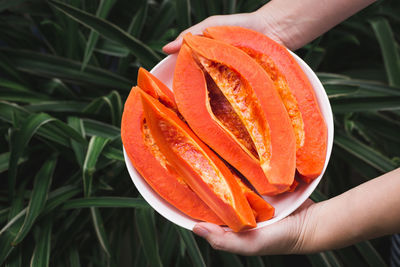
top-left (255, 0), bottom-right (377, 50)
top-left (299, 168), bottom-right (400, 253)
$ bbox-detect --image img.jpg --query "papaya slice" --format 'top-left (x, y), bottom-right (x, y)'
top-left (235, 177), bottom-right (274, 221)
top-left (121, 86), bottom-right (223, 224)
top-left (140, 88), bottom-right (257, 232)
top-left (173, 35), bottom-right (296, 195)
top-left (137, 67), bottom-right (178, 111)
top-left (204, 26), bottom-right (327, 182)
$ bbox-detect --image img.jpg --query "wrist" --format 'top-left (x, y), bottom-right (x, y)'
top-left (252, 1), bottom-right (302, 51)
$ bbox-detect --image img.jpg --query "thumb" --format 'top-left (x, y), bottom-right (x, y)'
top-left (193, 222), bottom-right (259, 255)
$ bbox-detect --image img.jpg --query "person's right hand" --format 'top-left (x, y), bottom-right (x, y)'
top-left (162, 11), bottom-right (286, 54)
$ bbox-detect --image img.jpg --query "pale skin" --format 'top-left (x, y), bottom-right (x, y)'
top-left (163, 0), bottom-right (400, 255)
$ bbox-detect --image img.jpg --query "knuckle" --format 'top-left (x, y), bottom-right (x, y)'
top-left (209, 238), bottom-right (224, 251)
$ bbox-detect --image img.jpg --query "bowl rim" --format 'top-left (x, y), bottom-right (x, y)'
top-left (123, 50), bottom-right (334, 231)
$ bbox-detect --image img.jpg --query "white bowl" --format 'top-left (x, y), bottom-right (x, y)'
top-left (123, 51), bottom-right (334, 231)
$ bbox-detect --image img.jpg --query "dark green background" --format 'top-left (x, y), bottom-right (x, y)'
top-left (0, 0), bottom-right (399, 266)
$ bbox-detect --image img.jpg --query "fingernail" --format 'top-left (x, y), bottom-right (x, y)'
top-left (193, 225), bottom-right (209, 238)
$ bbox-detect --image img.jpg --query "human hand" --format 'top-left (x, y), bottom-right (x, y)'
top-left (193, 199), bottom-right (318, 255)
top-left (162, 10), bottom-right (285, 54)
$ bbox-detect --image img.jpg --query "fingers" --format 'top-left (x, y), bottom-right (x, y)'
top-left (163, 14), bottom-right (251, 54)
top-left (193, 222), bottom-right (261, 255)
top-left (192, 199), bottom-right (318, 255)
top-left (162, 17), bottom-right (217, 54)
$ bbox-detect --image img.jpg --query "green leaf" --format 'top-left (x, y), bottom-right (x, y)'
top-left (81, 0), bottom-right (116, 71)
top-left (0, 90), bottom-right (51, 103)
top-left (83, 90), bottom-right (122, 126)
top-left (175, 226), bottom-right (206, 267)
top-left (95, 39), bottom-right (130, 57)
top-left (159, 223), bottom-right (178, 266)
top-left (355, 242), bottom-right (388, 267)
top-left (8, 113), bottom-right (55, 197)
top-left (63, 197), bottom-right (148, 209)
top-left (0, 0), bottom-right (27, 12)
top-left (90, 207), bottom-right (111, 257)
top-left (324, 84), bottom-right (359, 98)
top-left (219, 251), bottom-right (243, 266)
top-left (223, 0), bottom-right (237, 14)
top-left (307, 251), bottom-right (342, 267)
top-left (246, 256), bottom-right (265, 267)
top-left (82, 118), bottom-right (120, 139)
top-left (12, 156), bottom-right (57, 245)
top-left (25, 101), bottom-right (88, 113)
top-left (42, 186), bottom-right (81, 215)
top-left (30, 219), bottom-right (52, 267)
top-left (128, 0), bottom-right (148, 37)
top-left (68, 248), bottom-right (80, 267)
top-left (49, 0), bottom-right (161, 68)
top-left (0, 184), bottom-right (26, 264)
top-left (67, 117), bottom-right (87, 167)
top-left (3, 48), bottom-right (133, 91)
top-left (323, 79), bottom-right (400, 96)
top-left (0, 77), bottom-right (31, 92)
top-left (145, 0), bottom-right (176, 41)
top-left (135, 208), bottom-right (163, 267)
top-left (191, 0), bottom-right (207, 21)
top-left (334, 133), bottom-right (397, 172)
top-left (103, 145), bottom-right (124, 162)
top-left (331, 96), bottom-right (400, 113)
top-left (0, 152), bottom-right (27, 173)
top-left (175, 0), bottom-right (191, 31)
top-left (82, 136), bottom-right (110, 196)
top-left (370, 18), bottom-right (400, 87)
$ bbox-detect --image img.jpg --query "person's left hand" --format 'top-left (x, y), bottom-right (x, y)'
top-left (192, 199), bottom-right (318, 255)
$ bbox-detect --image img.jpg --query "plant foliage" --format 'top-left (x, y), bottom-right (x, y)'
top-left (0, 0), bottom-right (399, 266)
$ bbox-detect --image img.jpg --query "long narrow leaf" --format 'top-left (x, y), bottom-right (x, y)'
top-left (30, 219), bottom-right (52, 267)
top-left (355, 242), bottom-right (388, 267)
top-left (12, 156), bottom-right (57, 245)
top-left (82, 136), bottom-right (110, 196)
top-left (3, 49), bottom-right (132, 91)
top-left (49, 0), bottom-right (161, 68)
top-left (334, 133), bottom-right (397, 173)
top-left (8, 113), bottom-right (55, 197)
top-left (67, 117), bottom-right (87, 167)
top-left (82, 118), bottom-right (120, 139)
top-left (307, 251), bottom-right (342, 267)
top-left (90, 207), bottom-right (111, 257)
top-left (175, 226), bottom-right (206, 267)
top-left (331, 96), bottom-right (400, 113)
top-left (175, 0), bottom-right (191, 31)
top-left (63, 197), bottom-right (148, 209)
top-left (135, 208), bottom-right (163, 267)
top-left (128, 0), bottom-right (148, 37)
top-left (370, 18), bottom-right (400, 87)
top-left (81, 0), bottom-right (116, 71)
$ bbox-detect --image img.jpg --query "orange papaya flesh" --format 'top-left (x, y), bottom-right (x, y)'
top-left (137, 67), bottom-right (178, 111)
top-left (235, 176), bottom-right (274, 222)
top-left (139, 88), bottom-right (257, 232)
top-left (206, 73), bottom-right (258, 158)
top-left (175, 34), bottom-right (296, 194)
top-left (121, 86), bottom-right (223, 225)
top-left (287, 178), bottom-right (299, 193)
top-left (174, 44), bottom-right (281, 196)
top-left (204, 26), bottom-right (327, 181)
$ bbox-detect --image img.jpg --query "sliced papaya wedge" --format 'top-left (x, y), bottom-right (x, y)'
top-left (137, 67), bottom-right (178, 111)
top-left (173, 35), bottom-right (296, 195)
top-left (204, 26), bottom-right (327, 182)
top-left (140, 88), bottom-right (257, 231)
top-left (235, 177), bottom-right (274, 221)
top-left (121, 86), bottom-right (223, 225)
